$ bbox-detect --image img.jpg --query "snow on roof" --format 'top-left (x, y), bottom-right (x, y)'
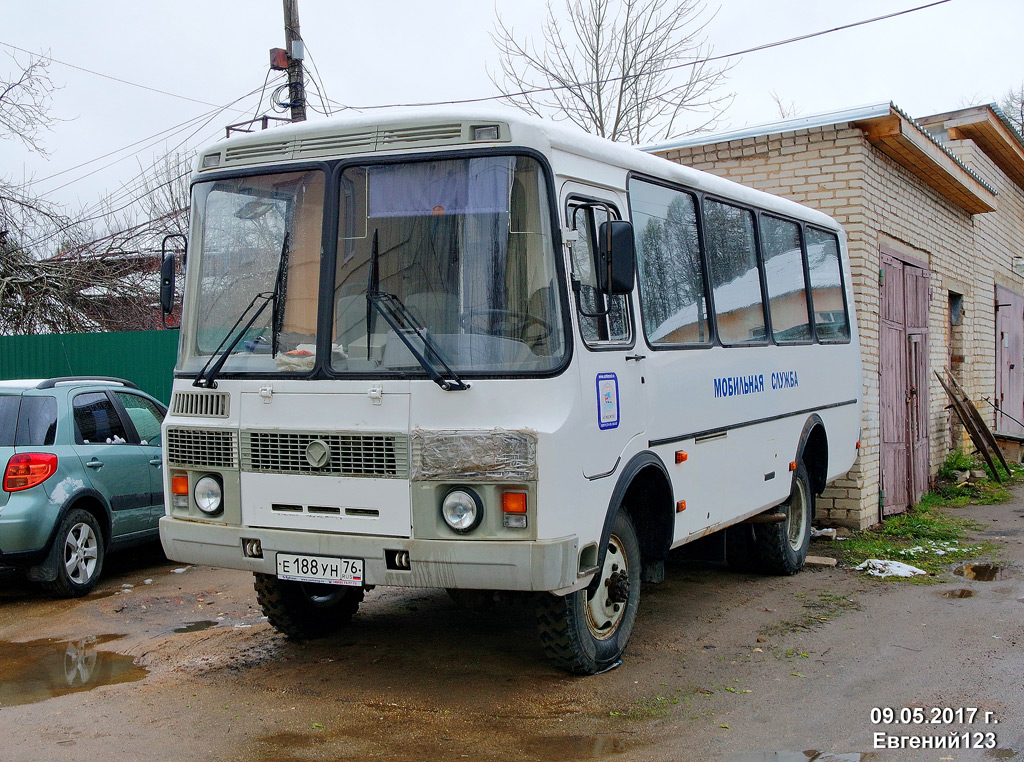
top-left (640, 103), bottom-right (894, 153)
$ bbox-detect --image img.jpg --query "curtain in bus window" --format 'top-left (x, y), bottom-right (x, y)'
top-left (629, 179), bottom-right (710, 345)
top-left (368, 158), bottom-right (511, 217)
top-left (332, 156), bottom-right (564, 372)
top-left (805, 228), bottom-right (850, 341)
top-left (761, 215), bottom-right (811, 342)
top-left (704, 199), bottom-right (766, 344)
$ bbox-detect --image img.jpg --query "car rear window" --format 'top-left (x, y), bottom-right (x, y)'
top-left (0, 397), bottom-right (19, 446)
top-left (18, 397), bottom-right (58, 446)
top-left (0, 396), bottom-right (58, 447)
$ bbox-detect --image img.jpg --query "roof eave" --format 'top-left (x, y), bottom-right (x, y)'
top-left (918, 105), bottom-right (1024, 192)
top-left (854, 108), bottom-right (997, 215)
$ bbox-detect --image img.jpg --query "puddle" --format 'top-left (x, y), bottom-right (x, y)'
top-left (0, 635), bottom-right (147, 708)
top-left (941, 588), bottom-right (975, 598)
top-left (955, 564), bottom-right (1004, 581)
top-left (539, 734), bottom-right (627, 758)
top-left (173, 620), bottom-right (219, 634)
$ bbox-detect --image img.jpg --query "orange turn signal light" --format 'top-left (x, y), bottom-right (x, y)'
top-left (676, 500), bottom-right (686, 512)
top-left (502, 492), bottom-right (528, 514)
top-left (789, 461), bottom-right (798, 472)
top-left (171, 474), bottom-right (189, 495)
top-left (675, 451), bottom-right (688, 464)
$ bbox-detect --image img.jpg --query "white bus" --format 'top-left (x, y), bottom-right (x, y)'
top-left (159, 106), bottom-right (861, 674)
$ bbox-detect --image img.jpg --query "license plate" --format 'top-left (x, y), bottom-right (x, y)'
top-left (276, 553), bottom-right (364, 586)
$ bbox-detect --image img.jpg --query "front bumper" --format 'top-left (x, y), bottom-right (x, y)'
top-left (159, 516), bottom-right (581, 592)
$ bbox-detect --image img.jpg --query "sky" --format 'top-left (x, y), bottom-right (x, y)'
top-left (3, 0), bottom-right (1022, 238)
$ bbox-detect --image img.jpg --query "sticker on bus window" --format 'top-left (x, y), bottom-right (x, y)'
top-left (596, 373), bottom-right (620, 430)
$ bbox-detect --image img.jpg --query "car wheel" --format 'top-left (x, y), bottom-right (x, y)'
top-left (753, 461), bottom-right (813, 575)
top-left (253, 573), bottom-right (364, 639)
top-left (42, 508), bottom-right (105, 598)
top-left (536, 508), bottom-right (640, 675)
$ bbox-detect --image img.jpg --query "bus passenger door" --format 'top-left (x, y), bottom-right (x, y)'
top-left (565, 194), bottom-right (647, 478)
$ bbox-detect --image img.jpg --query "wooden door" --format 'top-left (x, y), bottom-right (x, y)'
top-left (995, 285), bottom-right (1024, 436)
top-left (879, 253), bottom-right (931, 516)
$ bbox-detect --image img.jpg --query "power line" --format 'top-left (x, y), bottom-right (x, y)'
top-left (329, 0), bottom-right (953, 111)
top-left (0, 39), bottom-right (252, 112)
top-left (24, 84), bottom-right (272, 250)
top-left (34, 74), bottom-right (286, 200)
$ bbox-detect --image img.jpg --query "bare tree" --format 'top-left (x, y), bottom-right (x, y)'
top-left (1, 52), bottom-right (181, 335)
top-left (491, 0), bottom-right (732, 144)
top-left (0, 50), bottom-right (58, 155)
top-left (770, 91), bottom-right (801, 120)
top-left (1000, 83), bottom-right (1024, 136)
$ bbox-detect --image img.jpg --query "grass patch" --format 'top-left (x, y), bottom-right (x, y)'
top-left (760, 591), bottom-right (860, 636)
top-left (609, 694), bottom-right (679, 719)
top-left (838, 502), bottom-right (989, 575)
top-left (834, 449), bottom-right (1018, 576)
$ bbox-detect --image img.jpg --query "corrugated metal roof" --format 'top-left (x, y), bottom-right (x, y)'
top-left (644, 101), bottom-right (996, 200)
top-left (640, 103), bottom-right (893, 152)
top-left (990, 103), bottom-right (1024, 148)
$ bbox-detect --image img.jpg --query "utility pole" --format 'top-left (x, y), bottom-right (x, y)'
top-left (283, 0), bottom-right (307, 122)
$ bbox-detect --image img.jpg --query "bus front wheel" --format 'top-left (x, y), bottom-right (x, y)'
top-left (753, 461), bottom-right (812, 575)
top-left (536, 508), bottom-right (641, 675)
top-left (253, 573), bottom-right (364, 639)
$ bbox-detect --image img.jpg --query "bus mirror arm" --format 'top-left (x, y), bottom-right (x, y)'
top-left (571, 278), bottom-right (611, 319)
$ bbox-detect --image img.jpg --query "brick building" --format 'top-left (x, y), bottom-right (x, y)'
top-left (647, 103), bottom-right (1024, 529)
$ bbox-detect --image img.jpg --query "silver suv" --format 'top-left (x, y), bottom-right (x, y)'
top-left (0, 377), bottom-right (166, 596)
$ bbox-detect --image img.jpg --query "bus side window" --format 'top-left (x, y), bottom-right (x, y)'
top-left (703, 199), bottom-right (766, 345)
top-left (761, 214), bottom-right (812, 342)
top-left (569, 203), bottom-right (632, 345)
top-left (804, 227), bottom-right (851, 342)
top-left (629, 179), bottom-right (712, 346)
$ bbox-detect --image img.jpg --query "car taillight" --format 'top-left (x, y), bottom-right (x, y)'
top-left (3, 453), bottom-right (58, 492)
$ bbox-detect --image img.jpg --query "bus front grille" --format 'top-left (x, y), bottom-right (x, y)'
top-left (171, 391), bottom-right (230, 418)
top-left (241, 431), bottom-right (409, 478)
top-left (166, 428), bottom-right (238, 469)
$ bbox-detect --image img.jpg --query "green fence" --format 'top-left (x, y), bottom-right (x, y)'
top-left (0, 330), bottom-right (180, 404)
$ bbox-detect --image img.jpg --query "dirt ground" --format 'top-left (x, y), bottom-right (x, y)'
top-left (0, 494), bottom-right (1021, 762)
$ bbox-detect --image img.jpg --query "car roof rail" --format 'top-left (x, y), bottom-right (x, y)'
top-left (35, 376), bottom-right (140, 390)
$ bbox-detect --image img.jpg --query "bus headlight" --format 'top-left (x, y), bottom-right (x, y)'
top-left (441, 488), bottom-right (483, 533)
top-left (194, 475), bottom-right (224, 516)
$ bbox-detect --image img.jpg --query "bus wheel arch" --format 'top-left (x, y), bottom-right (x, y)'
top-left (535, 451), bottom-right (672, 674)
top-left (797, 415), bottom-right (829, 503)
top-left (612, 452), bottom-right (674, 583)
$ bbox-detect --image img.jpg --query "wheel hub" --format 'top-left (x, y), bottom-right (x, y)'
top-left (607, 568), bottom-right (630, 605)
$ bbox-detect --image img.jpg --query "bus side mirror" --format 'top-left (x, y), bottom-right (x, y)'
top-left (160, 233), bottom-right (187, 329)
top-left (160, 254), bottom-right (176, 319)
top-left (596, 220), bottom-right (635, 295)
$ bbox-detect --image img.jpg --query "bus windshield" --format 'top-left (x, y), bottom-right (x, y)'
top-left (181, 169), bottom-right (326, 375)
top-left (332, 155), bottom-right (565, 374)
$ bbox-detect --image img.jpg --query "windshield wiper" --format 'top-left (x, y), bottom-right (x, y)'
top-left (365, 229), bottom-right (469, 392)
top-left (193, 233), bottom-right (290, 389)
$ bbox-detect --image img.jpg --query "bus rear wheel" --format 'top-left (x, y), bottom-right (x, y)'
top-left (536, 508), bottom-right (640, 675)
top-left (253, 573), bottom-right (364, 639)
top-left (753, 461), bottom-right (812, 575)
